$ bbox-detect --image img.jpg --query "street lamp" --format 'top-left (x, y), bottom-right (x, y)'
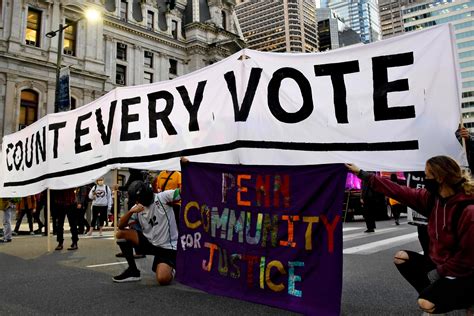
top-left (46, 8), bottom-right (101, 113)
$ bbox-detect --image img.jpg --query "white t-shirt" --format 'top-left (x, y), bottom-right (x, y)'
top-left (137, 189), bottom-right (179, 250)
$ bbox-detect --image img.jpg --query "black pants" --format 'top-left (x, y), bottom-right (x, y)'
top-left (77, 206), bottom-right (90, 234)
top-left (91, 205), bottom-right (107, 228)
top-left (56, 204), bottom-right (78, 245)
top-left (395, 250), bottom-right (474, 313)
top-left (363, 202), bottom-right (376, 230)
top-left (391, 204), bottom-right (403, 221)
top-left (14, 208), bottom-right (33, 233)
top-left (33, 207), bottom-right (44, 231)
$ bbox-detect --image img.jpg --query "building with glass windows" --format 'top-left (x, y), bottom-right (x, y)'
top-left (0, 0), bottom-right (243, 140)
top-left (402, 0), bottom-right (474, 128)
top-left (235, 0), bottom-right (318, 52)
top-left (320, 0), bottom-right (381, 44)
top-left (317, 8), bottom-right (361, 51)
top-left (378, 0), bottom-right (424, 39)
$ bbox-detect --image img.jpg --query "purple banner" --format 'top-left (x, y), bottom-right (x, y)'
top-left (177, 163), bottom-right (347, 315)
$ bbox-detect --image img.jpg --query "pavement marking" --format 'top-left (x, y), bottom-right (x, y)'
top-left (343, 227), bottom-right (400, 242)
top-left (87, 262), bottom-right (127, 268)
top-left (342, 227), bottom-right (363, 232)
top-left (343, 232), bottom-right (418, 255)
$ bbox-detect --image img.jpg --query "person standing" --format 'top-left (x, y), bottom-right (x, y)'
top-left (33, 191), bottom-right (46, 234)
top-left (13, 195), bottom-right (36, 235)
top-left (389, 174), bottom-right (403, 226)
top-left (88, 177), bottom-right (112, 236)
top-left (75, 185), bottom-right (90, 235)
top-left (361, 176), bottom-right (377, 233)
top-left (1, 198), bottom-right (16, 242)
top-left (52, 188), bottom-right (79, 251)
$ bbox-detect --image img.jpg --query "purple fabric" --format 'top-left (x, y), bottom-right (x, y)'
top-left (177, 162), bottom-right (347, 315)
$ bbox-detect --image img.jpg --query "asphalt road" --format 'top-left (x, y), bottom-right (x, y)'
top-left (0, 217), bottom-right (467, 315)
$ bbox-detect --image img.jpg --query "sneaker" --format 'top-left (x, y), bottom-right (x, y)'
top-left (55, 244), bottom-right (63, 251)
top-left (112, 268), bottom-right (141, 283)
top-left (364, 229), bottom-right (375, 233)
top-left (12, 231), bottom-right (18, 236)
top-left (115, 252), bottom-right (125, 258)
top-left (0, 239), bottom-right (12, 243)
top-left (29, 232), bottom-right (35, 235)
top-left (395, 220), bottom-right (400, 225)
top-left (67, 244), bottom-right (78, 251)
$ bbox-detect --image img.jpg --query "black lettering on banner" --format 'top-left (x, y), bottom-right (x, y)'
top-left (96, 101), bottom-right (117, 145)
top-left (176, 81), bottom-right (207, 132)
top-left (372, 52), bottom-right (415, 121)
top-left (224, 68), bottom-right (263, 122)
top-left (24, 134), bottom-right (35, 168)
top-left (120, 97), bottom-right (141, 141)
top-left (75, 112), bottom-right (93, 154)
top-left (314, 61), bottom-right (360, 123)
top-left (148, 91), bottom-right (177, 137)
top-left (13, 141), bottom-right (23, 171)
top-left (35, 126), bottom-right (46, 165)
top-left (48, 122), bottom-right (67, 159)
top-left (6, 143), bottom-right (13, 171)
top-left (268, 67), bottom-right (314, 123)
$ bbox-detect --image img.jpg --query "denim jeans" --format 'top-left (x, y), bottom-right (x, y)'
top-left (2, 207), bottom-right (14, 240)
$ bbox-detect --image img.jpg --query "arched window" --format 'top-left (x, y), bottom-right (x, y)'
top-left (19, 89), bottom-right (38, 130)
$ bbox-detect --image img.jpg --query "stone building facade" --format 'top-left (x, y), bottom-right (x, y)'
top-left (0, 0), bottom-right (243, 141)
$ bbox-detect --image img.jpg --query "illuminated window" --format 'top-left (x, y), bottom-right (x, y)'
top-left (19, 89), bottom-right (38, 130)
top-left (26, 8), bottom-right (41, 47)
top-left (63, 19), bottom-right (76, 56)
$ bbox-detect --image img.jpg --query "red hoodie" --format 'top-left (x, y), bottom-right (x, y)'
top-left (364, 173), bottom-right (474, 278)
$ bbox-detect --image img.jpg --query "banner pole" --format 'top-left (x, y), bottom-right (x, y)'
top-left (47, 188), bottom-right (51, 252)
top-left (114, 169), bottom-right (118, 241)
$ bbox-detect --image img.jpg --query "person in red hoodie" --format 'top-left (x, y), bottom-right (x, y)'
top-left (346, 155), bottom-right (474, 314)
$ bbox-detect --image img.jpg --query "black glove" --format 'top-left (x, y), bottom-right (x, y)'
top-left (427, 269), bottom-right (440, 283)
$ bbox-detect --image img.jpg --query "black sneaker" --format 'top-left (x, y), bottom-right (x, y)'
top-left (112, 268), bottom-right (141, 283)
top-left (364, 229), bottom-right (375, 233)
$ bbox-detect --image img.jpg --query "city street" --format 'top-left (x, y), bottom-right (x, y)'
top-left (2, 216), bottom-right (466, 315)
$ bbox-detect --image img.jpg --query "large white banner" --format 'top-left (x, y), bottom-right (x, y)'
top-left (0, 24), bottom-right (466, 196)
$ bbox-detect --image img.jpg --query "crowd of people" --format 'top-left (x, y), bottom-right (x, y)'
top-left (1, 137), bottom-right (473, 314)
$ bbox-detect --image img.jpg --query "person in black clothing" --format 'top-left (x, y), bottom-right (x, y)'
top-left (360, 174), bottom-right (386, 233)
top-left (33, 192), bottom-right (45, 234)
top-left (457, 126), bottom-right (474, 170)
top-left (115, 169), bottom-right (147, 259)
top-left (76, 185), bottom-right (91, 234)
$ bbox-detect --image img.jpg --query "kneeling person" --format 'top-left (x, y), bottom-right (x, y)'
top-left (113, 180), bottom-right (180, 284)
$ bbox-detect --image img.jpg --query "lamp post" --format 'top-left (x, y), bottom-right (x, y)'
top-left (46, 8), bottom-right (100, 113)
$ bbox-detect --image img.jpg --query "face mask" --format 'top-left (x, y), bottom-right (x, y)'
top-left (424, 178), bottom-right (439, 195)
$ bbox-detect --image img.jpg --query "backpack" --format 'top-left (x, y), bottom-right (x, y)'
top-left (92, 184), bottom-right (109, 195)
